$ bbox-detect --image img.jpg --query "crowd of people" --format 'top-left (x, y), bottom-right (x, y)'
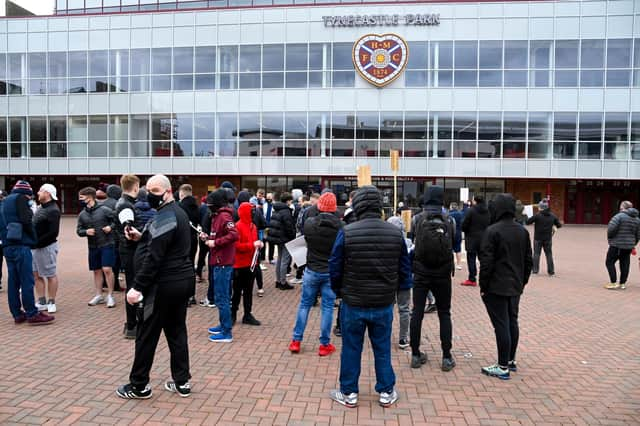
top-left (0, 174), bottom-right (638, 407)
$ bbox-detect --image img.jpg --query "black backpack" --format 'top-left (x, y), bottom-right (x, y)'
top-left (414, 214), bottom-right (452, 268)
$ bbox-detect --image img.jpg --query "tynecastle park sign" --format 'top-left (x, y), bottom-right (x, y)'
top-left (322, 14), bottom-right (440, 28)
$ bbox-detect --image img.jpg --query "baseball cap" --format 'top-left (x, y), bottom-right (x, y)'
top-left (40, 183), bottom-right (58, 201)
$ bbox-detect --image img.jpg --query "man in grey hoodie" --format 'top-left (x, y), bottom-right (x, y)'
top-left (605, 201), bottom-right (640, 290)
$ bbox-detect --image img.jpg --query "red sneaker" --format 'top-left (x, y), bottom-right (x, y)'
top-left (461, 280), bottom-right (477, 287)
top-left (14, 313), bottom-right (27, 324)
top-left (289, 340), bottom-right (301, 353)
top-left (27, 312), bottom-right (55, 325)
top-left (318, 343), bottom-right (336, 357)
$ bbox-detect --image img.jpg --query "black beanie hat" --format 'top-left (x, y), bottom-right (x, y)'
top-left (237, 190), bottom-right (251, 204)
top-left (206, 189), bottom-right (227, 212)
top-left (424, 185), bottom-right (444, 206)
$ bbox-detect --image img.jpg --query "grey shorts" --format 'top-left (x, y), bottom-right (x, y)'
top-left (32, 242), bottom-right (59, 278)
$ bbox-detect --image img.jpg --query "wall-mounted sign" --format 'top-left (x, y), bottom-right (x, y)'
top-left (353, 34), bottom-right (408, 88)
top-left (323, 14), bottom-right (439, 28)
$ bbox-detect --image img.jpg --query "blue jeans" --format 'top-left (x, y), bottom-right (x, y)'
top-left (212, 265), bottom-right (233, 335)
top-left (340, 303), bottom-right (395, 395)
top-left (292, 268), bottom-right (336, 345)
top-left (4, 245), bottom-right (37, 318)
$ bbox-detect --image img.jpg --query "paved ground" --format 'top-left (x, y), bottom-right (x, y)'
top-left (0, 218), bottom-right (638, 425)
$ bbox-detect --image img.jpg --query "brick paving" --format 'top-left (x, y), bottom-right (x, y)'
top-left (0, 218), bottom-right (639, 425)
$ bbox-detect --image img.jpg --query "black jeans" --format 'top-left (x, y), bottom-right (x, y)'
top-left (122, 252), bottom-right (137, 331)
top-left (533, 240), bottom-right (554, 274)
top-left (466, 250), bottom-right (478, 282)
top-left (232, 267), bottom-right (255, 317)
top-left (410, 278), bottom-right (453, 358)
top-left (482, 293), bottom-right (520, 367)
top-left (130, 284), bottom-right (191, 388)
top-left (254, 263), bottom-right (263, 290)
top-left (606, 246), bottom-right (632, 284)
top-left (196, 240), bottom-right (208, 277)
top-left (268, 241), bottom-right (275, 262)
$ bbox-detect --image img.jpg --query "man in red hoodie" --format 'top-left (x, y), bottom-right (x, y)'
top-left (232, 202), bottom-right (263, 326)
top-left (202, 189), bottom-right (238, 343)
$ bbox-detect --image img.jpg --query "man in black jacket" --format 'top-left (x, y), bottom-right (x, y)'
top-left (115, 174), bottom-right (142, 339)
top-left (77, 187), bottom-right (117, 308)
top-left (461, 195), bottom-right (491, 286)
top-left (289, 192), bottom-right (342, 356)
top-left (178, 184), bottom-right (201, 306)
top-left (479, 193), bottom-right (532, 380)
top-left (266, 192), bottom-right (295, 290)
top-left (116, 174), bottom-right (195, 399)
top-left (33, 184), bottom-right (61, 314)
top-left (328, 186), bottom-right (412, 409)
top-left (526, 199), bottom-right (562, 276)
top-left (410, 185), bottom-right (456, 372)
top-left (103, 184), bottom-right (123, 289)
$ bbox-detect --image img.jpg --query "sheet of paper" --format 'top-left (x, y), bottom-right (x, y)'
top-left (524, 205), bottom-right (534, 218)
top-left (285, 235), bottom-right (308, 267)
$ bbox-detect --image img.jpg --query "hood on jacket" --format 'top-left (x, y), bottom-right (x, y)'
top-left (491, 193), bottom-right (516, 222)
top-left (238, 202), bottom-right (253, 224)
top-left (424, 185), bottom-right (444, 207)
top-left (272, 201), bottom-right (291, 212)
top-left (237, 191), bottom-right (251, 204)
top-left (206, 189), bottom-right (228, 213)
top-left (624, 208), bottom-right (639, 218)
top-left (135, 200), bottom-right (151, 211)
top-left (107, 184), bottom-right (122, 200)
top-left (352, 185), bottom-right (383, 219)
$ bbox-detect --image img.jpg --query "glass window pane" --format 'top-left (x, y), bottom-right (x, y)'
top-left (308, 43), bottom-right (324, 70)
top-left (130, 114), bottom-right (149, 141)
top-left (194, 113), bottom-right (214, 139)
top-left (262, 72), bottom-right (283, 89)
top-left (89, 50), bottom-right (108, 76)
top-left (286, 44), bottom-right (307, 71)
top-left (578, 142), bottom-right (601, 159)
top-left (504, 41), bottom-right (527, 69)
top-left (454, 70), bottom-right (477, 86)
top-left (478, 112), bottom-right (501, 140)
top-left (631, 113), bottom-right (640, 141)
top-left (530, 69), bottom-right (550, 87)
top-left (262, 112), bottom-right (284, 138)
top-left (285, 72), bottom-right (306, 88)
top-left (581, 39), bottom-right (605, 68)
top-left (528, 112), bottom-right (552, 140)
top-left (555, 40), bottom-right (578, 68)
top-left (8, 53), bottom-right (25, 80)
top-left (405, 112), bottom-right (428, 140)
top-left (331, 112), bottom-right (354, 139)
top-left (109, 115), bottom-right (128, 141)
top-left (195, 46), bottom-right (215, 73)
top-left (553, 142), bottom-right (576, 159)
top-left (332, 71), bottom-right (354, 87)
top-left (0, 53), bottom-right (6, 80)
top-left (635, 39), bottom-right (640, 68)
top-left (380, 112), bottom-right (403, 140)
top-left (151, 115), bottom-right (173, 140)
top-left (173, 47), bottom-right (194, 74)
top-left (130, 48), bottom-right (150, 75)
top-left (530, 40), bottom-right (552, 69)
top-left (332, 43), bottom-right (353, 70)
top-left (239, 45), bottom-right (261, 72)
top-left (604, 112), bottom-right (629, 142)
top-left (219, 46), bottom-right (238, 73)
top-left (217, 112), bottom-right (237, 146)
top-left (581, 70), bottom-right (604, 87)
top-left (406, 70), bottom-right (427, 87)
top-left (172, 74), bottom-right (193, 90)
top-left (555, 70), bottom-right (578, 87)
top-left (408, 41), bottom-right (427, 69)
top-left (284, 112), bottom-right (306, 139)
top-left (504, 70), bottom-right (527, 87)
top-left (554, 112), bottom-right (577, 141)
top-left (430, 41), bottom-right (453, 69)
top-left (454, 140), bottom-right (476, 158)
top-left (579, 112), bottom-right (602, 141)
top-left (151, 48), bottom-right (172, 74)
top-left (607, 70), bottom-right (631, 87)
top-left (150, 75), bottom-right (171, 91)
top-left (29, 117), bottom-right (46, 142)
top-left (607, 39), bottom-right (632, 68)
top-left (308, 112), bottom-right (329, 140)
top-left (479, 70), bottom-right (502, 87)
top-left (68, 116), bottom-right (87, 141)
top-left (110, 50), bottom-right (129, 76)
top-left (69, 51), bottom-right (87, 77)
top-left (88, 115), bottom-right (108, 141)
top-left (479, 41), bottom-right (502, 69)
top-left (429, 112), bottom-right (452, 158)
top-left (453, 112), bottom-right (476, 140)
top-left (355, 112), bottom-right (378, 140)
top-left (455, 41), bottom-right (477, 69)
top-left (263, 45), bottom-right (284, 71)
top-left (604, 142), bottom-right (628, 160)
top-left (194, 74), bottom-right (215, 90)
top-left (238, 112), bottom-right (260, 157)
top-left (28, 53), bottom-right (46, 78)
top-left (503, 112), bottom-right (526, 140)
top-left (30, 143), bottom-right (47, 158)
top-left (239, 73), bottom-right (260, 89)
top-left (528, 141), bottom-right (552, 159)
top-left (49, 117), bottom-right (66, 142)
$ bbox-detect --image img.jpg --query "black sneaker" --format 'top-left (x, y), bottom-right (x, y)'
top-left (187, 296), bottom-right (197, 307)
top-left (508, 361), bottom-right (518, 372)
top-left (116, 383), bottom-right (152, 399)
top-left (125, 327), bottom-right (137, 340)
top-left (411, 352), bottom-right (428, 368)
top-left (442, 356), bottom-right (456, 372)
top-left (164, 380), bottom-right (191, 398)
top-left (279, 283), bottom-right (295, 290)
top-left (398, 338), bottom-right (409, 349)
top-left (242, 314), bottom-right (261, 326)
top-left (424, 304), bottom-right (437, 314)
top-left (333, 326), bottom-right (341, 337)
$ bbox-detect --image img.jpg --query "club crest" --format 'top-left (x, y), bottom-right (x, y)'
top-left (352, 34), bottom-right (409, 88)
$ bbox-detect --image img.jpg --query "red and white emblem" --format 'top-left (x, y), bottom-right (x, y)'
top-left (352, 34), bottom-right (409, 88)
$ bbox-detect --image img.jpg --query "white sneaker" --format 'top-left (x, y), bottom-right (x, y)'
top-left (289, 278), bottom-right (303, 285)
top-left (106, 295), bottom-right (116, 308)
top-left (259, 264), bottom-right (267, 271)
top-left (88, 295), bottom-right (105, 306)
top-left (456, 265), bottom-right (463, 270)
top-left (257, 289), bottom-right (265, 297)
top-left (47, 303), bottom-right (57, 313)
top-left (35, 302), bottom-right (48, 311)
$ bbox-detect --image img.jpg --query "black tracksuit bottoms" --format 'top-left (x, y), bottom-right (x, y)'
top-left (605, 246), bottom-right (632, 285)
top-left (482, 292), bottom-right (520, 367)
top-left (130, 283), bottom-right (191, 388)
top-left (410, 278), bottom-right (453, 358)
top-left (232, 267), bottom-right (255, 317)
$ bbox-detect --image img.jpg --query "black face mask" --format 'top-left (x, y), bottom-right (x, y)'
top-left (147, 191), bottom-right (165, 209)
top-left (79, 200), bottom-right (88, 209)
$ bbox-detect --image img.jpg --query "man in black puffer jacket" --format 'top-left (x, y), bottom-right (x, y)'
top-left (266, 192), bottom-right (295, 290)
top-left (526, 199), bottom-right (562, 276)
top-left (479, 193), bottom-right (532, 380)
top-left (604, 201), bottom-right (640, 290)
top-left (328, 185), bottom-right (412, 409)
top-left (461, 195), bottom-right (491, 286)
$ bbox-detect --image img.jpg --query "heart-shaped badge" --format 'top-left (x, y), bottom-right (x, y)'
top-left (352, 34), bottom-right (409, 88)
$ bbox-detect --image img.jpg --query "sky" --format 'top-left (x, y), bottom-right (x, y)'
top-left (12, 0), bottom-right (55, 15)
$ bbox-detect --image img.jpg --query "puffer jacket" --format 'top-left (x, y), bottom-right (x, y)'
top-left (266, 202), bottom-right (295, 244)
top-left (526, 209), bottom-right (562, 242)
top-left (304, 212), bottom-right (343, 273)
top-left (607, 208), bottom-right (640, 249)
top-left (76, 203), bottom-right (116, 248)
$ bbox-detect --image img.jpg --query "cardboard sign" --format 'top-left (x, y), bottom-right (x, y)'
top-left (460, 187), bottom-right (469, 203)
top-left (401, 209), bottom-right (412, 233)
top-left (357, 165), bottom-right (372, 187)
top-left (390, 149), bottom-right (399, 172)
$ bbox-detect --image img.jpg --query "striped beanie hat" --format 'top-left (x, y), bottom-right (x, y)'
top-left (12, 180), bottom-right (33, 196)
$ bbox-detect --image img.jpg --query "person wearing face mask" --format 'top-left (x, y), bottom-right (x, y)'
top-left (76, 186), bottom-right (117, 308)
top-left (1, 180), bottom-right (55, 325)
top-left (116, 174), bottom-right (195, 399)
top-left (263, 192), bottom-right (275, 264)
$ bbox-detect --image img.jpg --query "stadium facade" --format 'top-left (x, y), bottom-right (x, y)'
top-left (0, 0), bottom-right (638, 223)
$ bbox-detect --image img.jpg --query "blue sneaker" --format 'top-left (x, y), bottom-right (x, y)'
top-left (208, 326), bottom-right (223, 335)
top-left (208, 333), bottom-right (233, 343)
top-left (481, 364), bottom-right (510, 380)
